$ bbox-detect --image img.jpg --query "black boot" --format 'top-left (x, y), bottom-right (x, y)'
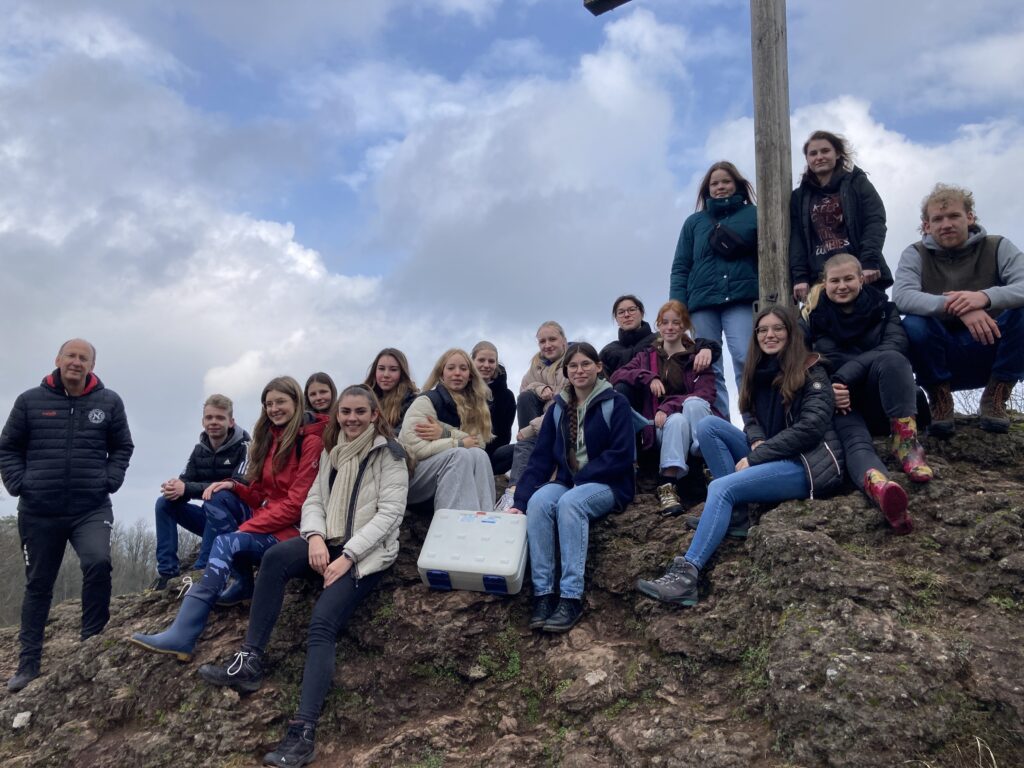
top-left (542, 598), bottom-right (584, 633)
top-left (528, 594), bottom-right (559, 630)
top-left (199, 648), bottom-right (264, 693)
top-left (264, 720), bottom-right (316, 767)
top-left (7, 660), bottom-right (40, 693)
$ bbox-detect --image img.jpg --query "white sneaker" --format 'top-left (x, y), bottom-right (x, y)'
top-left (494, 488), bottom-right (515, 512)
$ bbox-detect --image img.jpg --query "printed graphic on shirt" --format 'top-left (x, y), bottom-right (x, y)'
top-left (811, 192), bottom-right (851, 259)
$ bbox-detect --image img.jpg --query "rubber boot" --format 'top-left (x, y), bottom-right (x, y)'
top-left (863, 469), bottom-right (912, 535)
top-left (216, 568), bottom-right (254, 608)
top-left (129, 594), bottom-right (213, 662)
top-left (890, 417), bottom-right (933, 483)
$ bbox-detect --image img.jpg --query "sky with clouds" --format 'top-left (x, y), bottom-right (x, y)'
top-left (1, 0), bottom-right (1022, 526)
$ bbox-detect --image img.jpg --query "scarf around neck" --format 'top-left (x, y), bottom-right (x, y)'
top-left (324, 425), bottom-right (377, 542)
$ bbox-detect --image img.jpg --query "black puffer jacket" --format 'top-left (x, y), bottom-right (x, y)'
top-left (806, 285), bottom-right (909, 387)
top-left (599, 321), bottom-right (658, 376)
top-left (789, 166), bottom-right (890, 288)
top-left (484, 365), bottom-right (516, 459)
top-left (742, 356), bottom-right (843, 498)
top-left (0, 370), bottom-right (134, 517)
top-left (178, 426), bottom-right (251, 501)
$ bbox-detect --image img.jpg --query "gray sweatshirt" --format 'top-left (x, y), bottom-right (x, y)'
top-left (893, 225), bottom-right (1024, 316)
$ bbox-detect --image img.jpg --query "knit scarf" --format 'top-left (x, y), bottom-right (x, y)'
top-left (324, 425), bottom-right (377, 542)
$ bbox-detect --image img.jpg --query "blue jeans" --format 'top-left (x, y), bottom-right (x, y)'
top-left (902, 309), bottom-right (1024, 389)
top-left (154, 497), bottom-right (206, 577)
top-left (685, 416), bottom-right (809, 569)
top-left (690, 303), bottom-right (754, 421)
top-left (154, 490), bottom-right (249, 576)
top-left (526, 482), bottom-right (616, 599)
top-left (657, 397), bottom-right (712, 475)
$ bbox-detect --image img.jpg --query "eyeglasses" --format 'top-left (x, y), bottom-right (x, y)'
top-left (567, 360), bottom-right (597, 372)
top-left (615, 306), bottom-right (640, 317)
top-left (755, 324), bottom-right (787, 336)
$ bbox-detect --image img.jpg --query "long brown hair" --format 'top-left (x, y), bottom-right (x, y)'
top-left (695, 160), bottom-right (756, 211)
top-left (738, 307), bottom-right (809, 412)
top-left (247, 376), bottom-right (305, 481)
top-left (363, 348), bottom-right (418, 429)
top-left (423, 348), bottom-right (494, 443)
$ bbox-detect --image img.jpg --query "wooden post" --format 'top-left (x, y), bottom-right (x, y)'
top-left (749, 0), bottom-right (792, 309)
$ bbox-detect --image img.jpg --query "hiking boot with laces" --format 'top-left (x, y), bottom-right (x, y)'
top-left (635, 557), bottom-right (699, 606)
top-left (890, 417), bottom-right (933, 483)
top-left (542, 597), bottom-right (584, 633)
top-left (528, 594), bottom-right (559, 630)
top-left (979, 378), bottom-right (1013, 433)
top-left (927, 383), bottom-right (955, 437)
top-left (264, 721), bottom-right (316, 767)
top-left (656, 483), bottom-right (684, 517)
top-left (199, 649), bottom-right (264, 693)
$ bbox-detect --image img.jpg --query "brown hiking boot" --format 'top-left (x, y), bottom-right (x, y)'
top-left (927, 383), bottom-right (955, 437)
top-left (979, 378), bottom-right (1013, 433)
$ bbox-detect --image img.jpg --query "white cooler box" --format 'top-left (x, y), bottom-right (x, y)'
top-left (417, 509), bottom-right (528, 595)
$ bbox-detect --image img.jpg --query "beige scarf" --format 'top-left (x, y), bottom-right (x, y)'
top-left (324, 425), bottom-right (377, 542)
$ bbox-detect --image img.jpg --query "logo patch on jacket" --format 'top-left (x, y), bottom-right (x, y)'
top-left (812, 382), bottom-right (822, 390)
top-left (88, 409), bottom-right (106, 424)
top-left (41, 410), bottom-right (57, 417)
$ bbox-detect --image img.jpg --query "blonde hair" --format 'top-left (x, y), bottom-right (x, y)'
top-left (919, 183), bottom-right (977, 233)
top-left (204, 393), bottom-right (233, 416)
top-left (423, 349), bottom-right (494, 443)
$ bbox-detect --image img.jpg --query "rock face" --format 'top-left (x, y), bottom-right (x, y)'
top-left (1, 423), bottom-right (1022, 767)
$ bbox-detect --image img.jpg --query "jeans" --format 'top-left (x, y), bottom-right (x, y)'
top-left (834, 410), bottom-right (885, 485)
top-left (690, 303), bottom-right (754, 421)
top-left (902, 309), bottom-right (1024, 389)
top-left (684, 416), bottom-right (809, 569)
top-left (242, 536), bottom-right (382, 726)
top-left (657, 397), bottom-right (712, 475)
top-left (526, 482), bottom-right (616, 599)
top-left (17, 508), bottom-right (113, 665)
top-left (845, 350), bottom-right (917, 418)
top-left (154, 497), bottom-right (206, 576)
top-left (488, 443), bottom-right (514, 475)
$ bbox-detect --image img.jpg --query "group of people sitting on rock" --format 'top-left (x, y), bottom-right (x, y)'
top-left (4, 127), bottom-right (1019, 768)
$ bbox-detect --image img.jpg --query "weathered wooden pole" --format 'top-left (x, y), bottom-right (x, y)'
top-left (749, 0), bottom-right (792, 308)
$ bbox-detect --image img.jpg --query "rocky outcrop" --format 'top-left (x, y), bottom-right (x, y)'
top-left (1, 421), bottom-right (1022, 767)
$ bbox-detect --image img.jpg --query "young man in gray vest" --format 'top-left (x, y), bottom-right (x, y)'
top-left (894, 183), bottom-right (1024, 435)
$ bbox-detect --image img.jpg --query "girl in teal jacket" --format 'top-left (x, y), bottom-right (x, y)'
top-left (670, 161), bottom-right (758, 420)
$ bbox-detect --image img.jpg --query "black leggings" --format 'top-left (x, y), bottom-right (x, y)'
top-left (244, 536), bottom-right (382, 725)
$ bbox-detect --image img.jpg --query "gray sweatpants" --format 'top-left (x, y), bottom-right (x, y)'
top-left (408, 447), bottom-right (496, 511)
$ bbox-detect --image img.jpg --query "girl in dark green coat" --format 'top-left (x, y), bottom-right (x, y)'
top-left (670, 161), bottom-right (758, 420)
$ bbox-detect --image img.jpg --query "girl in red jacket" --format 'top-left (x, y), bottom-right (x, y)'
top-left (130, 376), bottom-right (327, 661)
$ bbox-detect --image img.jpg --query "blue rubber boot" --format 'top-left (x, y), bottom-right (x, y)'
top-left (129, 594), bottom-right (213, 662)
top-left (216, 568), bottom-right (254, 608)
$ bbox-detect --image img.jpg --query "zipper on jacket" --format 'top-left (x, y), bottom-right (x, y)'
top-left (65, 399), bottom-right (76, 510)
top-left (799, 453), bottom-right (814, 500)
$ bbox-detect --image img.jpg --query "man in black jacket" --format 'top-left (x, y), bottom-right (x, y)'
top-left (0, 339), bottom-right (134, 692)
top-left (151, 394), bottom-right (250, 589)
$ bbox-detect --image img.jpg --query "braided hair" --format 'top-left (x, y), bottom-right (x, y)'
top-left (560, 342), bottom-right (602, 473)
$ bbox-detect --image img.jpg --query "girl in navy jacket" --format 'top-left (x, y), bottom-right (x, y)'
top-left (509, 342), bottom-right (635, 634)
